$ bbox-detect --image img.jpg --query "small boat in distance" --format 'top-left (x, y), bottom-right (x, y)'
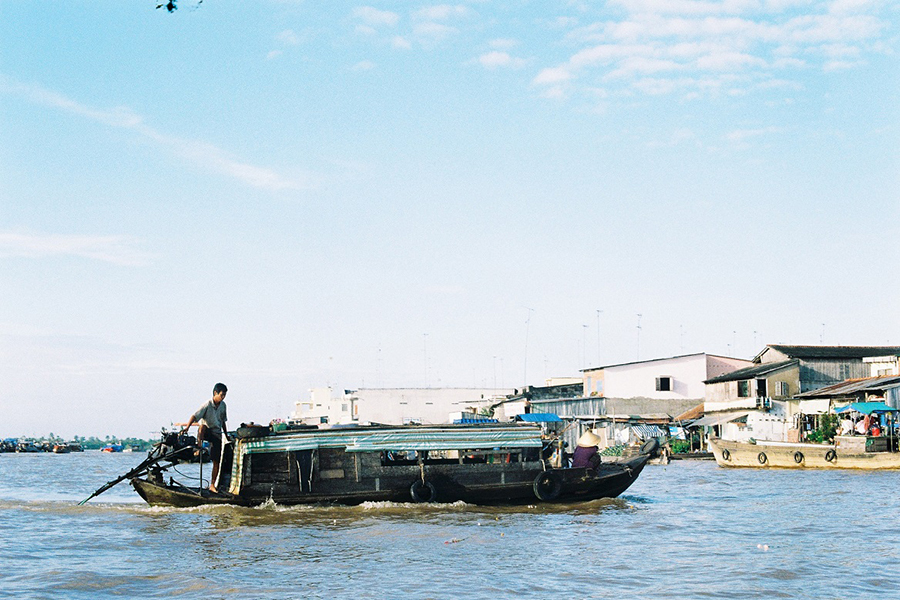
top-left (84, 423), bottom-right (655, 507)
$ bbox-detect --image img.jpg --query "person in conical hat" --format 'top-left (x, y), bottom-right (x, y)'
top-left (572, 429), bottom-right (602, 468)
top-left (577, 430), bottom-right (602, 448)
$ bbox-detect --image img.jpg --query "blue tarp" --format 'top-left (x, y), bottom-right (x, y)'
top-left (834, 401), bottom-right (898, 415)
top-left (515, 413), bottom-right (562, 423)
top-left (453, 418), bottom-right (499, 424)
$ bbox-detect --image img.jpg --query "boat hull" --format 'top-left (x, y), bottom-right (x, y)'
top-left (709, 438), bottom-right (900, 469)
top-left (130, 454), bottom-right (649, 508)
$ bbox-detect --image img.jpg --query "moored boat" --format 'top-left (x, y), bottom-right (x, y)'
top-left (709, 436), bottom-right (900, 469)
top-left (86, 423), bottom-right (653, 507)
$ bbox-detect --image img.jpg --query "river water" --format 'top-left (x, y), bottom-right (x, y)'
top-left (0, 451), bottom-right (897, 599)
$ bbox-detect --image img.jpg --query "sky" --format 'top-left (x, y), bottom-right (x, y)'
top-left (1, 0), bottom-right (898, 438)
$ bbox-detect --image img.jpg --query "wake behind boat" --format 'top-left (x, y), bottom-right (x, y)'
top-left (86, 422), bottom-right (653, 507)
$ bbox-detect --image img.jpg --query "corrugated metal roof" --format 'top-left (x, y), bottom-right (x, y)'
top-left (764, 345), bottom-right (900, 360)
top-left (705, 359), bottom-right (797, 384)
top-left (794, 376), bottom-right (900, 398)
top-left (691, 411), bottom-right (752, 427)
top-left (674, 403), bottom-right (705, 422)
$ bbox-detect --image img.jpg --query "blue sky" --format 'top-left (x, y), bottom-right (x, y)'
top-left (1, 0), bottom-right (898, 437)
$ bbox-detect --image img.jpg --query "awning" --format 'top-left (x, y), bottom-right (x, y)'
top-left (834, 401), bottom-right (898, 415)
top-left (515, 413), bottom-right (562, 423)
top-left (798, 399), bottom-right (830, 415)
top-left (631, 424), bottom-right (666, 439)
top-left (691, 411), bottom-right (751, 427)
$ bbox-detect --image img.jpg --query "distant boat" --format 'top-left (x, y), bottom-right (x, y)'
top-left (101, 444), bottom-right (124, 453)
top-left (15, 441), bottom-right (42, 453)
top-left (52, 444), bottom-right (71, 454)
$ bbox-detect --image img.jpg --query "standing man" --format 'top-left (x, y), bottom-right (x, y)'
top-left (184, 383), bottom-right (228, 493)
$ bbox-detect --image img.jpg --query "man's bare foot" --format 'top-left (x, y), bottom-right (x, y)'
top-left (208, 485), bottom-right (218, 493)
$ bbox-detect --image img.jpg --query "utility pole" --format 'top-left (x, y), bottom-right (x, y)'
top-left (423, 333), bottom-right (428, 387)
top-left (636, 314), bottom-right (643, 360)
top-left (523, 307), bottom-right (534, 385)
top-left (596, 309), bottom-right (603, 365)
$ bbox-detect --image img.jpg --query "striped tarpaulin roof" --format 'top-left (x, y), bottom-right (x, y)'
top-left (239, 426), bottom-right (544, 455)
top-left (631, 424), bottom-right (666, 439)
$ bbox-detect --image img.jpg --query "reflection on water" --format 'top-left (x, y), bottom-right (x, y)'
top-left (1, 452), bottom-right (899, 599)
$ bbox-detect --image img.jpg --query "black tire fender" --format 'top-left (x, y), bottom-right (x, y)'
top-left (533, 471), bottom-right (562, 502)
top-left (721, 448), bottom-right (731, 461)
top-left (825, 449), bottom-right (837, 463)
top-left (409, 480), bottom-right (437, 503)
top-left (640, 438), bottom-right (660, 456)
top-left (757, 452), bottom-right (768, 465)
top-left (793, 451), bottom-right (803, 464)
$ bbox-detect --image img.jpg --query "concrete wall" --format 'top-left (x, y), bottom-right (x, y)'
top-left (603, 354), bottom-right (715, 400)
top-left (350, 388), bottom-right (513, 425)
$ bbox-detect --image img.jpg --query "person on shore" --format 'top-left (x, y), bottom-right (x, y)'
top-left (839, 417), bottom-right (854, 436)
top-left (572, 430), bottom-right (602, 469)
top-left (183, 383), bottom-right (228, 493)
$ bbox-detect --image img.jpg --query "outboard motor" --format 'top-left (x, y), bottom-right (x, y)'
top-left (154, 431), bottom-right (198, 463)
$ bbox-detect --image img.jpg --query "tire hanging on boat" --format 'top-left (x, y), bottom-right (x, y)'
top-left (640, 438), bottom-right (660, 456)
top-left (532, 471), bottom-right (562, 501)
top-left (825, 449), bottom-right (837, 463)
top-left (757, 452), bottom-right (768, 465)
top-left (409, 480), bottom-right (437, 503)
top-left (721, 449), bottom-right (731, 461)
top-left (793, 451), bottom-right (803, 464)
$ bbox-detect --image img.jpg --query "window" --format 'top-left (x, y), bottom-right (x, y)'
top-left (737, 380), bottom-right (750, 397)
top-left (774, 381), bottom-right (789, 396)
top-left (655, 376), bottom-right (672, 392)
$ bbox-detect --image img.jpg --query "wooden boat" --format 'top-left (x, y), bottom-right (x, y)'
top-left (124, 423), bottom-right (652, 508)
top-left (709, 435), bottom-right (900, 469)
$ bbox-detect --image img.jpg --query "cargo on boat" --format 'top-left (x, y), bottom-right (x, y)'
top-left (84, 423), bottom-right (652, 507)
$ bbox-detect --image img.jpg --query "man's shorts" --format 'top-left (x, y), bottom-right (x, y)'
top-left (205, 432), bottom-right (222, 462)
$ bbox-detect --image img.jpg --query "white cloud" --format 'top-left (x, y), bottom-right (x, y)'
top-left (532, 0), bottom-right (889, 99)
top-left (352, 6), bottom-right (400, 27)
top-left (533, 66), bottom-right (573, 85)
top-left (0, 232), bottom-right (150, 266)
top-left (391, 36), bottom-right (412, 49)
top-left (266, 50), bottom-right (283, 60)
top-left (275, 29), bottom-right (301, 46)
top-left (607, 0), bottom-right (762, 16)
top-left (489, 38), bottom-right (518, 49)
top-left (351, 60), bottom-right (376, 71)
top-left (413, 5), bottom-right (471, 21)
top-left (539, 86), bottom-right (567, 99)
top-left (726, 126), bottom-right (782, 141)
top-left (477, 51), bottom-right (527, 69)
top-left (1, 77), bottom-right (309, 192)
top-left (414, 21), bottom-right (459, 41)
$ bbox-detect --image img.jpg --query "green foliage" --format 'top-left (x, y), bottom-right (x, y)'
top-left (669, 439), bottom-right (692, 454)
top-left (808, 414), bottom-right (839, 444)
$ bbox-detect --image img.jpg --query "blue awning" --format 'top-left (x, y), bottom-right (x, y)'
top-left (834, 401), bottom-right (898, 415)
top-left (515, 413), bottom-right (562, 423)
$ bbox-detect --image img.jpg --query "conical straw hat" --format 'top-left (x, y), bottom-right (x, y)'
top-left (577, 430), bottom-right (601, 447)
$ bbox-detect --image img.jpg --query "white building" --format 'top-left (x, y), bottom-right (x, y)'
top-left (347, 388), bottom-right (513, 425)
top-left (290, 387), bottom-right (356, 426)
top-left (583, 352), bottom-right (753, 413)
